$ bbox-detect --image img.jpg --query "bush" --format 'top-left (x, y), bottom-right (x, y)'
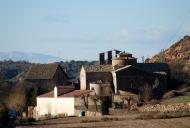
top-left (5, 82), bottom-right (26, 120)
top-left (139, 84), bottom-right (152, 102)
top-left (169, 60), bottom-right (190, 89)
top-left (0, 105), bottom-right (8, 125)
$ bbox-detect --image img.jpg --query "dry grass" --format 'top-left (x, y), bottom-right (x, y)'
top-left (17, 116), bottom-right (190, 128)
top-left (163, 96), bottom-right (190, 104)
top-left (136, 111), bottom-right (190, 120)
top-left (81, 117), bottom-right (122, 123)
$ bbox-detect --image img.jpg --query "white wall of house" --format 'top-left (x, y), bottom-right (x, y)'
top-left (112, 71), bottom-right (117, 94)
top-left (80, 66), bottom-right (86, 90)
top-left (36, 97), bottom-right (75, 117)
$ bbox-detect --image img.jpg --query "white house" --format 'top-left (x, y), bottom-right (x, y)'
top-left (36, 86), bottom-right (92, 118)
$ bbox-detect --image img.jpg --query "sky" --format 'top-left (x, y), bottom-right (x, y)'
top-left (0, 0), bottom-right (190, 61)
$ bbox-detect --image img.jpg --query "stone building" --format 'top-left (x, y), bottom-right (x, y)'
top-left (80, 65), bottom-right (113, 90)
top-left (80, 50), bottom-right (170, 96)
top-left (25, 63), bottom-right (69, 93)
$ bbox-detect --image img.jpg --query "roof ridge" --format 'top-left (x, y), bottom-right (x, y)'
top-left (114, 65), bottom-right (132, 72)
top-left (84, 64), bottom-right (113, 72)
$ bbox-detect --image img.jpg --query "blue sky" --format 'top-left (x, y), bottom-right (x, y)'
top-left (0, 0), bottom-right (190, 61)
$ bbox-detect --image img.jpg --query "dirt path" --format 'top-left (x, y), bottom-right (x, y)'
top-left (17, 116), bottom-right (190, 128)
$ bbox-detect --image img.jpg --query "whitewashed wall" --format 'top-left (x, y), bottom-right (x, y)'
top-left (36, 97), bottom-right (74, 117)
top-left (80, 66), bottom-right (86, 90)
top-left (112, 71), bottom-right (117, 94)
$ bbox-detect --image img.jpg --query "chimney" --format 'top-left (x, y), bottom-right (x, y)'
top-left (99, 53), bottom-right (105, 65)
top-left (54, 86), bottom-right (57, 98)
top-left (107, 51), bottom-right (112, 64)
top-left (115, 50), bottom-right (120, 54)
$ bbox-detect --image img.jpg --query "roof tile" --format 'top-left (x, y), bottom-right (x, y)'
top-left (25, 63), bottom-right (60, 80)
top-left (84, 65), bottom-right (113, 72)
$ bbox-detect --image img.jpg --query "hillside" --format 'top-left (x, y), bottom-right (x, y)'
top-left (0, 60), bottom-right (97, 81)
top-left (0, 60), bottom-right (31, 80)
top-left (148, 36), bottom-right (190, 64)
top-left (148, 36), bottom-right (190, 85)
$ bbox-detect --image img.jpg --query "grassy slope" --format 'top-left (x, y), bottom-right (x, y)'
top-left (163, 96), bottom-right (190, 104)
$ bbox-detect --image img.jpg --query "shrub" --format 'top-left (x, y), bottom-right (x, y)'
top-left (0, 105), bottom-right (8, 125)
top-left (169, 60), bottom-right (190, 89)
top-left (139, 84), bottom-right (152, 102)
top-left (5, 81), bottom-right (26, 120)
top-left (26, 87), bottom-right (37, 106)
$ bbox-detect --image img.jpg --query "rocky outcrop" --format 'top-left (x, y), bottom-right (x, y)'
top-left (149, 36), bottom-right (190, 63)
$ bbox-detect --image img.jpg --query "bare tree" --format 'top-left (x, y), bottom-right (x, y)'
top-left (141, 56), bottom-right (145, 63)
top-left (90, 95), bottom-right (100, 113)
top-left (81, 94), bottom-right (89, 109)
top-left (140, 83), bottom-right (152, 102)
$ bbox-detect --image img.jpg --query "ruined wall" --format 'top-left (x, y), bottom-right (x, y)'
top-left (152, 73), bottom-right (168, 98)
top-left (116, 67), bottom-right (155, 93)
top-left (74, 96), bottom-right (109, 116)
top-left (117, 75), bottom-right (155, 93)
top-left (86, 72), bottom-right (113, 89)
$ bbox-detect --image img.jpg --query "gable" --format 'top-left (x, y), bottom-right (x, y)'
top-left (53, 65), bottom-right (69, 80)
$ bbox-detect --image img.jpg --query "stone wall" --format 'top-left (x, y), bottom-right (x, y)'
top-left (139, 103), bottom-right (190, 112)
top-left (86, 72), bottom-right (113, 89)
top-left (86, 111), bottom-right (102, 116)
top-left (113, 93), bottom-right (138, 109)
top-left (74, 96), bottom-right (109, 115)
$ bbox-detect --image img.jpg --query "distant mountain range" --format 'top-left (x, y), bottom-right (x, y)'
top-left (0, 52), bottom-right (63, 63)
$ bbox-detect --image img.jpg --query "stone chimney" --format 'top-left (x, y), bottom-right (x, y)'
top-left (107, 51), bottom-right (112, 65)
top-left (54, 86), bottom-right (57, 98)
top-left (99, 53), bottom-right (105, 65)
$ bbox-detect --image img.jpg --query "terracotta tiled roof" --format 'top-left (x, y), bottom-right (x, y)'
top-left (38, 89), bottom-right (92, 98)
top-left (57, 86), bottom-right (75, 95)
top-left (25, 63), bottom-right (62, 80)
top-left (59, 90), bottom-right (92, 97)
top-left (38, 91), bottom-right (54, 98)
top-left (38, 85), bottom-right (75, 97)
top-left (84, 65), bottom-right (113, 72)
